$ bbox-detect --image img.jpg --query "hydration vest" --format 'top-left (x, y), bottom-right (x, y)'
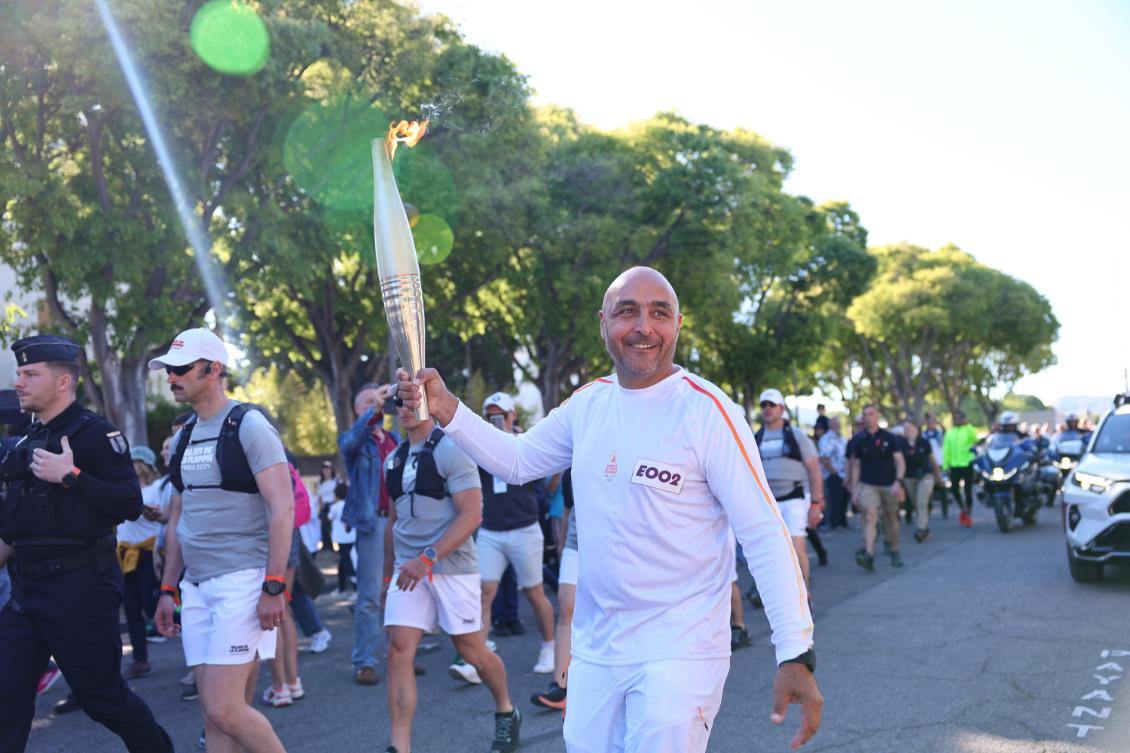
top-left (168, 403), bottom-right (259, 494)
top-left (754, 420), bottom-right (804, 462)
top-left (385, 428), bottom-right (447, 501)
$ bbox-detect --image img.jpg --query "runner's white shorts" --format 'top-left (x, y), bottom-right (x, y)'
top-left (563, 656), bottom-right (729, 753)
top-left (778, 495), bottom-right (809, 538)
top-left (477, 522), bottom-right (544, 587)
top-left (180, 567), bottom-right (277, 666)
top-left (559, 547), bottom-right (578, 587)
top-left (384, 572), bottom-right (482, 636)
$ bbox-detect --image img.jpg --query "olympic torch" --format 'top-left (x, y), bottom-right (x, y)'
top-left (372, 120), bottom-right (429, 420)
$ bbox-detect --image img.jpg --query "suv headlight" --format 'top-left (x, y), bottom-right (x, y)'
top-left (1072, 471), bottom-right (1112, 493)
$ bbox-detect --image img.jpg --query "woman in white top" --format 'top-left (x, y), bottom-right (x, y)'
top-left (117, 446), bottom-right (167, 678)
top-left (327, 484), bottom-right (356, 593)
top-left (315, 461), bottom-right (338, 555)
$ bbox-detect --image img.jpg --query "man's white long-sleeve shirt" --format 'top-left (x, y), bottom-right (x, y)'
top-left (442, 367), bottom-right (813, 665)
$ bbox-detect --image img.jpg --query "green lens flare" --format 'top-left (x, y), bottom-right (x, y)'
top-left (190, 1), bottom-right (270, 77)
top-left (413, 214), bottom-right (454, 266)
top-left (283, 97), bottom-right (388, 211)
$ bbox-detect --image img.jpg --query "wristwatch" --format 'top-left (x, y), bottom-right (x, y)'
top-left (422, 546), bottom-right (438, 563)
top-left (780, 649), bottom-right (815, 673)
top-left (261, 579), bottom-right (287, 597)
top-left (60, 467), bottom-right (81, 489)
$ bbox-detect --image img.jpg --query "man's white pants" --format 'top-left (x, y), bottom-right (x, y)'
top-left (563, 656), bottom-right (729, 753)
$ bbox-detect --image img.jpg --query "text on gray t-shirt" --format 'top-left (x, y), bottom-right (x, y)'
top-left (175, 401), bottom-right (288, 583)
top-left (387, 433), bottom-right (481, 575)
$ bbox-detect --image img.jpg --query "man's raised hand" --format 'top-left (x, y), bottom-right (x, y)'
top-left (395, 368), bottom-right (458, 425)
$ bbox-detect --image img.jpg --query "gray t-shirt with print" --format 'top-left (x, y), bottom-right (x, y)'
top-left (175, 401), bottom-right (288, 583)
top-left (758, 425), bottom-right (817, 498)
top-left (387, 433), bottom-right (481, 575)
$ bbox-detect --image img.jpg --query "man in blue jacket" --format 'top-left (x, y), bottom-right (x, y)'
top-left (339, 383), bottom-right (399, 685)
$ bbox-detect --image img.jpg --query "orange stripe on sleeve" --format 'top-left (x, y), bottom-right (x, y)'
top-left (682, 376), bottom-right (811, 634)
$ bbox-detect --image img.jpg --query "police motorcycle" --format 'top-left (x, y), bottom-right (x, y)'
top-left (974, 412), bottom-right (1060, 533)
top-left (1047, 415), bottom-right (1091, 504)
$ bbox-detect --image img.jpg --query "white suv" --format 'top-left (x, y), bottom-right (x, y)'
top-left (1062, 393), bottom-right (1130, 581)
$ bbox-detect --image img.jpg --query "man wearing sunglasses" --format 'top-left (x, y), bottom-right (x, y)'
top-left (150, 328), bottom-right (294, 753)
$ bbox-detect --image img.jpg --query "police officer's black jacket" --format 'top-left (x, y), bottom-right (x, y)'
top-left (0, 400), bottom-right (143, 550)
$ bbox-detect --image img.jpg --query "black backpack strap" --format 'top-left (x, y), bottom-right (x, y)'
top-left (422, 427), bottom-right (445, 452)
top-left (168, 416), bottom-right (197, 493)
top-left (217, 403), bottom-right (259, 494)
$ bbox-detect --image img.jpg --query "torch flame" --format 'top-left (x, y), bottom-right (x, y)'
top-left (385, 119), bottom-right (429, 161)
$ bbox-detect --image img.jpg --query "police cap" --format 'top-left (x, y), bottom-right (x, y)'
top-left (12, 335), bottom-right (82, 366)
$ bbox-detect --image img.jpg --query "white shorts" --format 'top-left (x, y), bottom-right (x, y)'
top-left (477, 523), bottom-right (544, 588)
top-left (384, 572), bottom-right (482, 636)
top-left (563, 656), bottom-right (729, 753)
top-left (181, 568), bottom-right (277, 666)
top-left (559, 547), bottom-right (579, 587)
top-left (777, 496), bottom-right (809, 538)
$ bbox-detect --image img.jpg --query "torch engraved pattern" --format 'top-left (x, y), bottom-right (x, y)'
top-left (372, 123), bottom-right (430, 420)
top-left (380, 273), bottom-right (428, 420)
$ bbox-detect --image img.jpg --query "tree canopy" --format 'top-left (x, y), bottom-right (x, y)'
top-left (0, 0), bottom-right (1059, 447)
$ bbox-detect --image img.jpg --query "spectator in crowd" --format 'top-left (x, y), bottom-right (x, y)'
top-left (382, 405), bottom-right (520, 753)
top-left (814, 403), bottom-right (830, 434)
top-left (116, 445), bottom-right (166, 679)
top-left (901, 421), bottom-right (942, 542)
top-left (315, 460), bottom-right (337, 556)
top-left (339, 383), bottom-right (399, 686)
top-left (847, 405), bottom-right (906, 571)
top-left (942, 410), bottom-right (979, 528)
top-left (818, 417), bottom-right (849, 529)
top-left (329, 481), bottom-right (357, 594)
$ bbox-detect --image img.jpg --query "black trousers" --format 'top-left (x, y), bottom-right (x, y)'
top-left (825, 473), bottom-right (849, 528)
top-left (0, 558), bottom-right (172, 753)
top-left (950, 466), bottom-right (975, 512)
top-left (120, 549), bottom-right (158, 664)
top-left (337, 542), bottom-right (355, 592)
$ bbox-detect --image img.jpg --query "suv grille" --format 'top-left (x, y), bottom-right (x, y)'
top-left (1111, 492), bottom-right (1130, 516)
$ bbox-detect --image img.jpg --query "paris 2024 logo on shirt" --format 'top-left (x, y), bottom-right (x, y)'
top-left (630, 458), bottom-right (686, 494)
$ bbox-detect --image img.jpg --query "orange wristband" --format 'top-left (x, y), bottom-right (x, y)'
top-left (264, 575), bottom-right (286, 583)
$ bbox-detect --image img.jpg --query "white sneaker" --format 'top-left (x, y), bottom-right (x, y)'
top-left (533, 645), bottom-right (555, 674)
top-left (179, 670), bottom-right (196, 687)
top-left (261, 686), bottom-right (293, 707)
top-left (448, 660), bottom-right (482, 685)
top-left (288, 678), bottom-right (305, 700)
top-left (486, 639), bottom-right (497, 653)
top-left (309, 628), bottom-right (332, 654)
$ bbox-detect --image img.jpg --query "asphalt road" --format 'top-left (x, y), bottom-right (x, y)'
top-left (23, 502), bottom-right (1130, 753)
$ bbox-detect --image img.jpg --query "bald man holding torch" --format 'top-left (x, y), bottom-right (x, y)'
top-left (397, 266), bottom-right (822, 753)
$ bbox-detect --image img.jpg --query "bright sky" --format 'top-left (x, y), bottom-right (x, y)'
top-left (419, 0), bottom-right (1129, 406)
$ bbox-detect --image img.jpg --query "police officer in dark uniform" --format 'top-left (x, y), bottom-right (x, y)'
top-left (0, 335), bottom-right (173, 753)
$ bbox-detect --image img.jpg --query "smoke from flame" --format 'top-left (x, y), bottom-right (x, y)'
top-left (385, 119), bottom-right (429, 161)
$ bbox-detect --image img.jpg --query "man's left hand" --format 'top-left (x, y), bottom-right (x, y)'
top-left (396, 556), bottom-right (430, 592)
top-left (257, 592), bottom-right (287, 631)
top-left (771, 663), bottom-right (824, 749)
top-left (807, 504), bottom-right (824, 529)
top-left (31, 436), bottom-right (74, 484)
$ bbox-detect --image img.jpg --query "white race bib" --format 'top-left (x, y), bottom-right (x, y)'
top-left (630, 458), bottom-right (686, 495)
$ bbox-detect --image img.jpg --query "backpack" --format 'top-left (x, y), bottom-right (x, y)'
top-left (754, 420), bottom-right (804, 462)
top-left (168, 403), bottom-right (259, 494)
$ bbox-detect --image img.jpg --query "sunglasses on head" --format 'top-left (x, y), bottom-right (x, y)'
top-left (165, 361), bottom-right (203, 377)
top-left (760, 401), bottom-right (779, 409)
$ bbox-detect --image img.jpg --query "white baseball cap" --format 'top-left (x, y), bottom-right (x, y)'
top-left (758, 388), bottom-right (785, 406)
top-left (482, 392), bottom-right (516, 413)
top-left (148, 328), bottom-right (230, 371)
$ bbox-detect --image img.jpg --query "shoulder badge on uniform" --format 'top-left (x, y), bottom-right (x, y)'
top-left (106, 431), bottom-right (128, 454)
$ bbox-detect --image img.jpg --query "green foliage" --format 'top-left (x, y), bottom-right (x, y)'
top-left (231, 364), bottom-right (337, 456)
top-left (0, 0), bottom-right (1059, 443)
